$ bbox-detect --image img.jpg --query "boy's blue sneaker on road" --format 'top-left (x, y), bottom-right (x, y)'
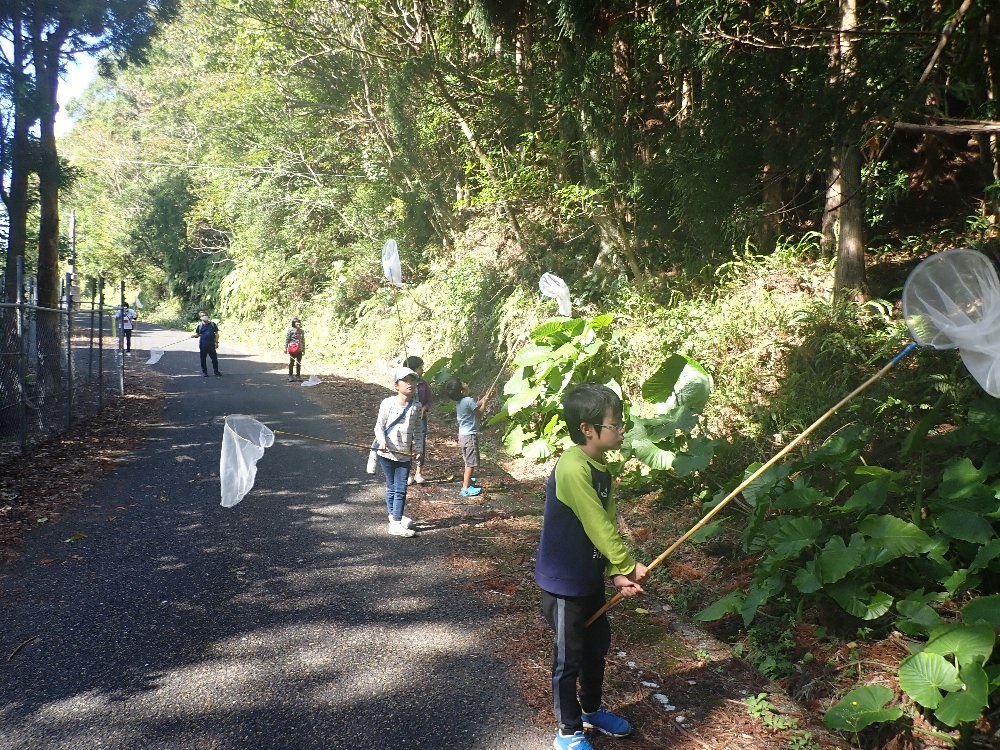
top-left (459, 486), bottom-right (482, 497)
top-left (553, 730), bottom-right (593, 750)
top-left (582, 708), bottom-right (632, 737)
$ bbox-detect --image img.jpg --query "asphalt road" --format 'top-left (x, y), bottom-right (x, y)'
top-left (0, 325), bottom-right (552, 750)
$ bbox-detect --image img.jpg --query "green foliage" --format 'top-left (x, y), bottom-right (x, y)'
top-left (824, 685), bottom-right (903, 733)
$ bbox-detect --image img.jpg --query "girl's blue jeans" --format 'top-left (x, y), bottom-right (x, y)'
top-left (377, 455), bottom-right (411, 521)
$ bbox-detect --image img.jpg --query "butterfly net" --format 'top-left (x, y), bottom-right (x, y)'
top-left (220, 415), bottom-right (275, 507)
top-left (902, 248), bottom-right (1000, 397)
top-left (382, 239), bottom-right (402, 287)
top-left (539, 272), bottom-right (572, 316)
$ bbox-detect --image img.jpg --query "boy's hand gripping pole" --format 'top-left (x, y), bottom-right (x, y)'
top-left (585, 342), bottom-right (917, 627)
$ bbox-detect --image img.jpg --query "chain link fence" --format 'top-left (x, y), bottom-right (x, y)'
top-left (1, 278), bottom-right (129, 460)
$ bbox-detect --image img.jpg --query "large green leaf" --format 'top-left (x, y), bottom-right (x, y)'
top-left (836, 478), bottom-right (889, 515)
top-left (514, 342), bottom-right (557, 367)
top-left (694, 589), bottom-right (743, 622)
top-left (672, 437), bottom-right (715, 476)
top-left (523, 438), bottom-right (554, 460)
top-left (767, 516), bottom-right (823, 558)
top-left (894, 599), bottom-right (944, 637)
top-left (629, 438), bottom-right (676, 471)
top-left (898, 652), bottom-right (962, 709)
top-left (642, 354), bottom-right (712, 414)
top-left (827, 582), bottom-right (894, 620)
top-left (934, 664), bottom-right (989, 727)
top-left (858, 515), bottom-right (934, 559)
top-left (962, 595), bottom-right (1000, 627)
top-left (936, 510), bottom-right (996, 544)
top-left (923, 623), bottom-right (995, 668)
top-left (823, 685), bottom-right (902, 732)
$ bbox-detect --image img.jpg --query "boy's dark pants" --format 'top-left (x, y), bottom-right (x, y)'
top-left (541, 590), bottom-right (611, 733)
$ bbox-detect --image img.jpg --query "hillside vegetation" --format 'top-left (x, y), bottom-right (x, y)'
top-left (41, 0), bottom-right (1000, 746)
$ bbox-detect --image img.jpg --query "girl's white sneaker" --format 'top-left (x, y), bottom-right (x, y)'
top-left (388, 519), bottom-right (415, 537)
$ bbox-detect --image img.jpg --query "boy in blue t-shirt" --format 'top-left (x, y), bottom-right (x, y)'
top-left (535, 384), bottom-right (648, 750)
top-left (444, 376), bottom-right (489, 497)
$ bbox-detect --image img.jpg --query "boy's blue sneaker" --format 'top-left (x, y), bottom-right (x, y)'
top-left (582, 708), bottom-right (632, 737)
top-left (459, 486), bottom-right (482, 497)
top-left (553, 730), bottom-right (593, 750)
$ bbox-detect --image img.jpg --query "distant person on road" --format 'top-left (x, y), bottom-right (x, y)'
top-left (443, 376), bottom-right (490, 497)
top-left (403, 355), bottom-right (431, 484)
top-left (192, 310), bottom-right (221, 377)
top-left (373, 366), bottom-right (424, 537)
top-left (534, 384), bottom-right (647, 750)
top-left (115, 303), bottom-right (138, 352)
top-left (285, 317), bottom-right (306, 382)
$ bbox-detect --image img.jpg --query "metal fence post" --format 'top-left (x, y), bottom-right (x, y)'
top-left (98, 276), bottom-right (105, 412)
top-left (65, 272), bottom-right (73, 427)
top-left (119, 280), bottom-right (125, 395)
top-left (16, 257), bottom-right (26, 453)
top-left (88, 278), bottom-right (95, 383)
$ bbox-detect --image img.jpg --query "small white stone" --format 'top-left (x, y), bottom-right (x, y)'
top-left (641, 680), bottom-right (660, 688)
top-left (627, 660), bottom-right (637, 669)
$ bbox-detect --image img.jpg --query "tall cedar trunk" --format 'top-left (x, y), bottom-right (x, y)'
top-left (32, 25), bottom-right (63, 310)
top-left (31, 17), bottom-right (65, 388)
top-left (833, 143), bottom-right (866, 301)
top-left (2, 0), bottom-right (31, 305)
top-left (832, 0), bottom-right (866, 302)
top-left (821, 154), bottom-right (842, 256)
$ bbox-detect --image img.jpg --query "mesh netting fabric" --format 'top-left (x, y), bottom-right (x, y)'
top-left (220, 415), bottom-right (275, 507)
top-left (902, 248), bottom-right (1000, 396)
top-left (539, 272), bottom-right (571, 316)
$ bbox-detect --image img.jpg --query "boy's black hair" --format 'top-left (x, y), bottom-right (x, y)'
top-left (443, 376), bottom-right (464, 401)
top-left (403, 355), bottom-right (424, 370)
top-left (563, 384), bottom-right (623, 444)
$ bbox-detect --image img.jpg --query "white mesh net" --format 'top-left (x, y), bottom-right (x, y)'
top-left (382, 239), bottom-right (403, 287)
top-left (301, 374), bottom-right (322, 387)
top-left (146, 348), bottom-right (164, 365)
top-left (220, 415), bottom-right (275, 508)
top-left (539, 272), bottom-right (572, 316)
top-left (902, 248), bottom-right (1000, 396)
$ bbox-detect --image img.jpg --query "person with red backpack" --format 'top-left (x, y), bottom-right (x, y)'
top-left (285, 317), bottom-right (306, 381)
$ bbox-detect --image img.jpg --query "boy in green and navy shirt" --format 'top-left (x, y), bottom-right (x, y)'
top-left (534, 384), bottom-right (648, 750)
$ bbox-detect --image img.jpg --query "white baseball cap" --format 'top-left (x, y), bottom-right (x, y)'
top-left (394, 366), bottom-right (418, 383)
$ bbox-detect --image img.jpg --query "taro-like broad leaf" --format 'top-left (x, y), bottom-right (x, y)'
top-left (971, 539), bottom-right (1000, 573)
top-left (924, 622), bottom-right (995, 667)
top-left (502, 424), bottom-right (529, 455)
top-left (898, 652), bottom-right (962, 709)
top-left (629, 438), bottom-right (676, 472)
top-left (694, 589), bottom-right (742, 622)
top-left (814, 535), bottom-right (863, 585)
top-left (858, 515), bottom-right (934, 559)
top-left (523, 438), bottom-right (554, 460)
top-left (934, 664), bottom-right (990, 727)
top-left (836, 478), bottom-right (889, 515)
top-left (933, 458), bottom-right (988, 502)
top-left (642, 354), bottom-right (711, 414)
top-left (672, 437), bottom-right (715, 476)
top-left (588, 313), bottom-right (615, 330)
top-left (514, 342), bottom-right (557, 367)
top-left (962, 595), bottom-right (1000, 627)
top-left (895, 599), bottom-right (944, 637)
top-left (768, 516), bottom-right (823, 558)
top-left (827, 583), bottom-right (894, 620)
top-left (936, 510), bottom-right (996, 545)
top-left (823, 685), bottom-right (902, 732)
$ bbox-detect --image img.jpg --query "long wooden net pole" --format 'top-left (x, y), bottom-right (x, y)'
top-left (585, 342), bottom-right (917, 627)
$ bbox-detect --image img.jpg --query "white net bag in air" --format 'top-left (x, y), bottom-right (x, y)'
top-left (903, 248), bottom-right (1000, 397)
top-left (220, 415), bottom-right (275, 508)
top-left (382, 239), bottom-right (403, 287)
top-left (539, 272), bottom-right (572, 316)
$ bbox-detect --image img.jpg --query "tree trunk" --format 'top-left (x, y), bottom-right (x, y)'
top-left (821, 152), bottom-right (842, 256)
top-left (2, 0), bottom-right (32, 305)
top-left (833, 143), bottom-right (866, 302)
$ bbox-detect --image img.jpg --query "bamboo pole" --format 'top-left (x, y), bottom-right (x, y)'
top-left (585, 342), bottom-right (918, 627)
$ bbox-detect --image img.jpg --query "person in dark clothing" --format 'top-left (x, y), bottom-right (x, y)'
top-left (534, 384), bottom-right (648, 750)
top-left (285, 317), bottom-right (305, 381)
top-left (192, 310), bottom-right (221, 376)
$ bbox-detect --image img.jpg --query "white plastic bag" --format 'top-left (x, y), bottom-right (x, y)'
top-left (382, 239), bottom-right (403, 288)
top-left (903, 248), bottom-right (1000, 396)
top-left (220, 415), bottom-right (275, 507)
top-left (539, 272), bottom-right (572, 316)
